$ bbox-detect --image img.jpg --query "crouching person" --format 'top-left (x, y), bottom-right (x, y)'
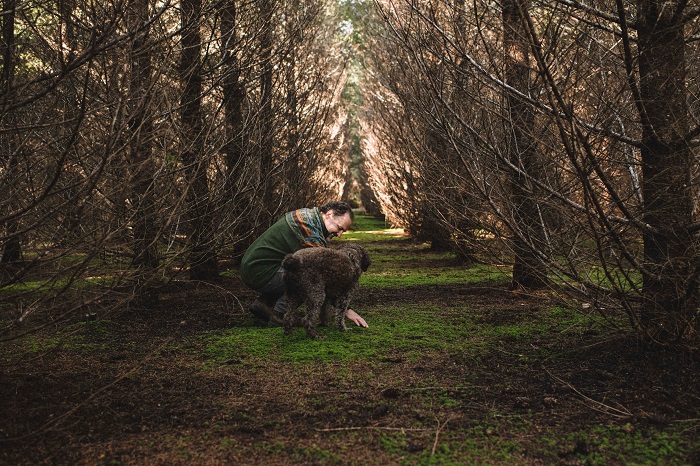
top-left (239, 201), bottom-right (368, 328)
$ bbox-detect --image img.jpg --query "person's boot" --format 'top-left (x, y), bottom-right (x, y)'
top-left (267, 311), bottom-right (285, 327)
top-left (249, 295), bottom-right (288, 327)
top-left (249, 296), bottom-right (273, 322)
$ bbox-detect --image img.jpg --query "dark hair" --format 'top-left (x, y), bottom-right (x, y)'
top-left (319, 201), bottom-right (354, 221)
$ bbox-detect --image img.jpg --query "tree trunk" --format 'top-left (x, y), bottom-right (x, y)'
top-left (220, 0), bottom-right (245, 175)
top-left (637, 0), bottom-right (697, 343)
top-left (219, 0), bottom-right (250, 255)
top-left (56, 0), bottom-right (84, 246)
top-left (502, 0), bottom-right (547, 289)
top-left (259, 0), bottom-right (275, 213)
top-left (127, 0), bottom-right (159, 301)
top-left (181, 0), bottom-right (218, 280)
top-left (0, 0), bottom-right (21, 267)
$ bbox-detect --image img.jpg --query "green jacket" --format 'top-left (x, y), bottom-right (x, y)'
top-left (240, 207), bottom-right (329, 289)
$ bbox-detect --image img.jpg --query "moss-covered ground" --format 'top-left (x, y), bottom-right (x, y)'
top-left (1, 213), bottom-right (698, 465)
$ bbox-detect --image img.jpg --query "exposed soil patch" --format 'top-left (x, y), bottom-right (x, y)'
top-left (1, 240), bottom-right (699, 465)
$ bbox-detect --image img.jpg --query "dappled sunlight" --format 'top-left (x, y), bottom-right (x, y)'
top-left (361, 228), bottom-right (405, 235)
top-left (343, 227), bottom-right (407, 241)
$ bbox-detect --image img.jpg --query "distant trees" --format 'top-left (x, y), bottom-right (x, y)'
top-left (365, 0), bottom-right (700, 348)
top-left (0, 0), bottom-right (351, 333)
top-left (502, 0), bottom-right (547, 289)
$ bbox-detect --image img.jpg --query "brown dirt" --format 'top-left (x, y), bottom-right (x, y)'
top-left (1, 242), bottom-right (699, 465)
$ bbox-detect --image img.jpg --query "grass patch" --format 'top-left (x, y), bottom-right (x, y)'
top-left (344, 214), bottom-right (406, 242)
top-left (360, 263), bottom-right (506, 288)
top-left (537, 424), bottom-right (690, 465)
top-left (377, 421), bottom-right (531, 465)
top-left (348, 213), bottom-right (391, 231)
top-left (202, 324), bottom-right (383, 365)
top-left (200, 301), bottom-right (609, 367)
top-left (201, 305), bottom-right (468, 365)
top-left (371, 418), bottom-right (694, 465)
top-left (10, 319), bottom-right (113, 357)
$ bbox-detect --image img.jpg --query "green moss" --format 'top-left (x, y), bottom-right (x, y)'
top-left (342, 214), bottom-right (406, 243)
top-left (291, 445), bottom-right (344, 464)
top-left (537, 425), bottom-right (690, 465)
top-left (360, 263), bottom-right (506, 288)
top-left (378, 425), bottom-right (528, 465)
top-left (379, 432), bottom-right (408, 454)
top-left (13, 319), bottom-right (113, 356)
top-left (348, 214), bottom-right (390, 232)
top-left (202, 303), bottom-right (487, 366)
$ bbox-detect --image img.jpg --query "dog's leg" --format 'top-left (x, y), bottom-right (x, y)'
top-left (303, 294), bottom-right (325, 339)
top-left (334, 295), bottom-right (351, 332)
top-left (283, 295), bottom-right (302, 335)
top-left (319, 299), bottom-right (332, 327)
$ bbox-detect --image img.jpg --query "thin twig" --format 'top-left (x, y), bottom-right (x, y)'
top-left (543, 365), bottom-right (632, 419)
top-left (316, 426), bottom-right (427, 432)
top-left (432, 416), bottom-right (450, 456)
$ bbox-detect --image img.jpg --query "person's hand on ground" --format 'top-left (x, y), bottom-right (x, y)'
top-left (345, 309), bottom-right (368, 328)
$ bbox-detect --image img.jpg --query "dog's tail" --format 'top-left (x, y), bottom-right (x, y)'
top-left (282, 253), bottom-right (302, 272)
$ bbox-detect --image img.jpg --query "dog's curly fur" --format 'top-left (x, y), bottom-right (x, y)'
top-left (282, 243), bottom-right (371, 338)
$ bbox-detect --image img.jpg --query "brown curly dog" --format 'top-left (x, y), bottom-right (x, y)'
top-left (282, 243), bottom-right (371, 339)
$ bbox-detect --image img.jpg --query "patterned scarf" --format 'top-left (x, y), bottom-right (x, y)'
top-left (284, 207), bottom-right (328, 248)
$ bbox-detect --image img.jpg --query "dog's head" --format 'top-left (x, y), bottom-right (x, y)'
top-left (339, 243), bottom-right (371, 272)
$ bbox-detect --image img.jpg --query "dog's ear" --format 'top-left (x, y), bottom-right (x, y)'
top-left (341, 244), bottom-right (371, 271)
top-left (345, 248), bottom-right (359, 268)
